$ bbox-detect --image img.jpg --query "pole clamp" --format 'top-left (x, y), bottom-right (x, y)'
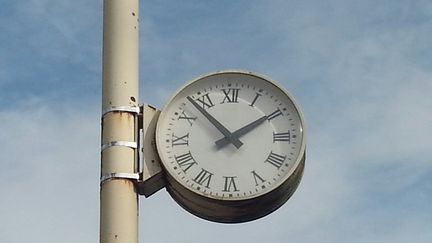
top-left (102, 106), bottom-right (140, 117)
top-left (100, 172), bottom-right (140, 184)
top-left (101, 141), bottom-right (138, 152)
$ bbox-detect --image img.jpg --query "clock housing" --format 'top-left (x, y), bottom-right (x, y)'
top-left (155, 70), bottom-right (306, 223)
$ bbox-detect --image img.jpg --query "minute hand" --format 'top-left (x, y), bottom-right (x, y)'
top-left (186, 96), bottom-right (243, 149)
top-left (215, 116), bottom-right (268, 148)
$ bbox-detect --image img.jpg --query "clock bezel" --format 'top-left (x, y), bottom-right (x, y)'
top-left (166, 152), bottom-right (305, 223)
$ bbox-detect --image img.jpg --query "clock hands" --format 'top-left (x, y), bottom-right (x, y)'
top-left (186, 94), bottom-right (267, 149)
top-left (215, 115), bottom-right (268, 149)
top-left (186, 96), bottom-right (243, 149)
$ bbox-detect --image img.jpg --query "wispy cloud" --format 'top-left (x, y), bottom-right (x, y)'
top-left (0, 102), bottom-right (99, 243)
top-left (0, 0), bottom-right (101, 106)
top-left (1, 0), bottom-right (431, 242)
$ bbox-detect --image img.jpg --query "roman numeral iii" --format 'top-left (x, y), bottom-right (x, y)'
top-left (273, 131), bottom-right (291, 143)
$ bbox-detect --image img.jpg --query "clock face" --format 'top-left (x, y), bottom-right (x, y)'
top-left (156, 71), bottom-right (305, 201)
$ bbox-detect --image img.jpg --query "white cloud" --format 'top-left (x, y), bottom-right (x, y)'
top-left (0, 101), bottom-right (99, 243)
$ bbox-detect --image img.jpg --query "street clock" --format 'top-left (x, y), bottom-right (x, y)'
top-left (153, 70), bottom-right (306, 223)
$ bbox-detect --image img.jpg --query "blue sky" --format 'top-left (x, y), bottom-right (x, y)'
top-left (1, 0), bottom-right (432, 242)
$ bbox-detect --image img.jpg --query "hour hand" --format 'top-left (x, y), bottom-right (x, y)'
top-left (215, 116), bottom-right (267, 149)
top-left (186, 96), bottom-right (243, 149)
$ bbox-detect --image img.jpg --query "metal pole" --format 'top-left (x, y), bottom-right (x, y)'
top-left (100, 0), bottom-right (139, 242)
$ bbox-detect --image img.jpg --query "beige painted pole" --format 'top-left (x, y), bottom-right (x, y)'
top-left (100, 0), bottom-right (139, 242)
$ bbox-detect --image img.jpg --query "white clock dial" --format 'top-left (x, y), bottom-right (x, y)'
top-left (156, 71), bottom-right (306, 204)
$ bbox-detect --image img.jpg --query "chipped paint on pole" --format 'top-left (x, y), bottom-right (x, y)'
top-left (100, 0), bottom-right (139, 242)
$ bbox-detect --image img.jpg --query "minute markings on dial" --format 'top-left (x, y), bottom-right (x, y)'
top-left (156, 71), bottom-right (305, 205)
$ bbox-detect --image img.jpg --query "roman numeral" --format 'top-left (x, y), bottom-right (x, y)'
top-left (222, 176), bottom-right (239, 192)
top-left (267, 108), bottom-right (283, 121)
top-left (193, 168), bottom-right (213, 188)
top-left (178, 111), bottom-right (197, 126)
top-left (220, 88), bottom-right (240, 103)
top-left (174, 151), bottom-right (197, 172)
top-left (265, 151), bottom-right (286, 169)
top-left (273, 131), bottom-right (291, 143)
top-left (249, 93), bottom-right (262, 107)
top-left (251, 170), bottom-right (266, 186)
top-left (196, 93), bottom-right (214, 110)
top-left (172, 133), bottom-right (189, 146)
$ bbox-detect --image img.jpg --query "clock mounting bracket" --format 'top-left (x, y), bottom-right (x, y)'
top-left (136, 104), bottom-right (166, 197)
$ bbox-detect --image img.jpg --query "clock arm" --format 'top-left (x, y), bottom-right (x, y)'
top-left (215, 116), bottom-right (268, 149)
top-left (186, 96), bottom-right (243, 149)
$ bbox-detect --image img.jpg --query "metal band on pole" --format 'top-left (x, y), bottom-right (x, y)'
top-left (101, 172), bottom-right (140, 184)
top-left (101, 141), bottom-right (138, 152)
top-left (102, 106), bottom-right (140, 117)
